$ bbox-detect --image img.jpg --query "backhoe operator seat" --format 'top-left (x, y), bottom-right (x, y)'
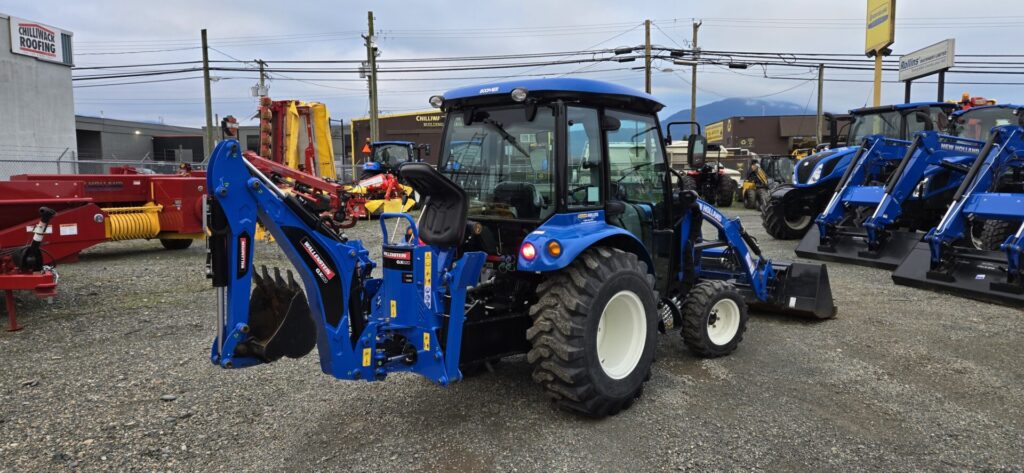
top-left (493, 182), bottom-right (542, 219)
top-left (399, 162), bottom-right (468, 247)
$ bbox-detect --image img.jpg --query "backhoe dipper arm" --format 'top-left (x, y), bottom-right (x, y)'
top-left (207, 141), bottom-right (373, 375)
top-left (207, 141), bottom-right (485, 385)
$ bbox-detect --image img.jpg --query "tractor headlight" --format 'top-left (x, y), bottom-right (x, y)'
top-left (510, 87), bottom-right (529, 102)
top-left (913, 177), bottom-right (930, 198)
top-left (429, 95), bottom-right (444, 108)
top-left (807, 164), bottom-right (824, 184)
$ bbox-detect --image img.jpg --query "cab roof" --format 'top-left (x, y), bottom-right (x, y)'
top-left (372, 141), bottom-right (414, 147)
top-left (850, 101), bottom-right (956, 115)
top-left (440, 78), bottom-right (664, 113)
top-left (950, 103), bottom-right (1024, 118)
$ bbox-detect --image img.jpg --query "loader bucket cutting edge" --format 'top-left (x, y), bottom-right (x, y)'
top-left (892, 241), bottom-right (1024, 307)
top-left (753, 261), bottom-right (837, 319)
top-left (795, 226), bottom-right (923, 270)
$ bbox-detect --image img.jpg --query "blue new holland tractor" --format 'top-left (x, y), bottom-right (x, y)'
top-left (793, 104), bottom-right (1023, 269)
top-left (206, 78), bottom-right (835, 418)
top-left (761, 102), bottom-right (957, 239)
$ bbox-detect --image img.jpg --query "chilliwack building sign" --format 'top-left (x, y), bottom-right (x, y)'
top-left (8, 15), bottom-right (73, 66)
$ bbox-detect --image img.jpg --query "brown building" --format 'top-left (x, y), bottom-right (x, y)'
top-left (705, 114), bottom-right (850, 155)
top-left (349, 110), bottom-right (445, 167)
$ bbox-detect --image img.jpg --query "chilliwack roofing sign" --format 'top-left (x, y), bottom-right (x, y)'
top-left (8, 15), bottom-right (73, 66)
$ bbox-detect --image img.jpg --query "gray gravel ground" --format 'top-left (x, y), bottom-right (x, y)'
top-left (2, 206), bottom-right (1022, 472)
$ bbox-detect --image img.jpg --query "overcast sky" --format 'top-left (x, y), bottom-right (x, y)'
top-left (4, 0), bottom-right (1023, 127)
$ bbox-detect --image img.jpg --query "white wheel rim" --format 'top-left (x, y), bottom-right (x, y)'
top-left (706, 299), bottom-right (741, 346)
top-left (785, 214), bottom-right (812, 230)
top-left (969, 222), bottom-right (984, 249)
top-left (596, 290), bottom-right (647, 380)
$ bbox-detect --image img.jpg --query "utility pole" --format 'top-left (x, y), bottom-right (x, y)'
top-left (690, 20), bottom-right (701, 135)
top-left (872, 54), bottom-right (883, 107)
top-left (257, 59), bottom-right (267, 96)
top-left (201, 29), bottom-right (214, 156)
top-left (816, 64), bottom-right (824, 144)
top-left (644, 19), bottom-right (652, 94)
top-left (364, 11), bottom-right (380, 143)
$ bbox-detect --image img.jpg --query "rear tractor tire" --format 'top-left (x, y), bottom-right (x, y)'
top-left (762, 194), bottom-right (812, 240)
top-left (680, 280), bottom-right (748, 358)
top-left (717, 178), bottom-right (737, 208)
top-left (527, 247), bottom-right (658, 417)
top-left (160, 238), bottom-right (193, 250)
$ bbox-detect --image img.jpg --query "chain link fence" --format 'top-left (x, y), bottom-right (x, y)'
top-left (0, 147), bottom-right (207, 179)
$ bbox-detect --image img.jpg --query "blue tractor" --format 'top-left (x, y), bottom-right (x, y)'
top-left (892, 123), bottom-right (1024, 306)
top-left (793, 104), bottom-right (1022, 268)
top-left (206, 78), bottom-right (835, 418)
top-left (762, 102), bottom-right (957, 239)
top-left (360, 140), bottom-right (427, 179)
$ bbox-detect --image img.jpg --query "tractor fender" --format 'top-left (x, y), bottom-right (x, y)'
top-left (517, 211), bottom-right (653, 274)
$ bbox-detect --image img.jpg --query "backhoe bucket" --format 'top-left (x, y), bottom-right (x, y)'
top-left (795, 226), bottom-right (922, 270)
top-left (892, 241), bottom-right (1024, 306)
top-left (754, 261), bottom-right (837, 319)
top-left (245, 266), bottom-right (317, 361)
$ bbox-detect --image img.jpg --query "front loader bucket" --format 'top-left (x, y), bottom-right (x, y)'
top-left (754, 261), bottom-right (837, 319)
top-left (892, 241), bottom-right (1024, 307)
top-left (795, 226), bottom-right (922, 270)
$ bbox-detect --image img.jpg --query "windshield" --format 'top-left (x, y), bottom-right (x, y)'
top-left (848, 106), bottom-right (949, 143)
top-left (371, 144), bottom-right (410, 167)
top-left (952, 107), bottom-right (1019, 140)
top-left (848, 111), bottom-right (901, 143)
top-left (441, 105), bottom-right (555, 220)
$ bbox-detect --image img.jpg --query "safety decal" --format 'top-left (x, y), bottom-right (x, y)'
top-left (423, 251), bottom-right (432, 309)
top-left (423, 332), bottom-right (431, 351)
top-left (362, 348), bottom-right (372, 367)
top-left (390, 300), bottom-right (397, 318)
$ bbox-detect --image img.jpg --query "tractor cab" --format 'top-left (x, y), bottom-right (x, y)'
top-left (434, 78), bottom-right (687, 288)
top-left (362, 141), bottom-right (427, 178)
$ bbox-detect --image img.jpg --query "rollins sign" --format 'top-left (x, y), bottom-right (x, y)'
top-left (8, 16), bottom-right (72, 65)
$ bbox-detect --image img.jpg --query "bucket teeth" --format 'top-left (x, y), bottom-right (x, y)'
top-left (244, 265), bottom-right (314, 361)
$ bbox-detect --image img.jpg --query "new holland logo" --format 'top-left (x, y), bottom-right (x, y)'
top-left (301, 238), bottom-right (336, 283)
top-left (237, 235), bottom-right (249, 275)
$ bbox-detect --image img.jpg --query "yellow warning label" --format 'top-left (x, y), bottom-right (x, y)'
top-left (424, 251), bottom-right (432, 286)
top-left (390, 300), bottom-right (396, 318)
top-left (423, 332), bottom-right (430, 351)
top-left (362, 348), bottom-right (372, 367)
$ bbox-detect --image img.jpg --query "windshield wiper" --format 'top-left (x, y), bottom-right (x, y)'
top-left (482, 118), bottom-right (531, 157)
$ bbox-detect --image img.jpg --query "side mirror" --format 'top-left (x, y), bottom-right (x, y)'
top-left (687, 134), bottom-right (707, 168)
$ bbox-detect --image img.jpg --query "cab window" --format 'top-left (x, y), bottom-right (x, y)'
top-left (566, 106), bottom-right (602, 209)
top-left (605, 109), bottom-right (665, 207)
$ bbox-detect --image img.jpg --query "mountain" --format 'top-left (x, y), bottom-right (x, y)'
top-left (660, 98), bottom-right (814, 132)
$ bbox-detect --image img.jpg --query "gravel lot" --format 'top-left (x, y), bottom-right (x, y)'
top-left (2, 206), bottom-right (1022, 472)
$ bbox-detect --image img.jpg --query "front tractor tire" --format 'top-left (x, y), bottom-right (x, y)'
top-left (680, 280), bottom-right (748, 358)
top-left (527, 247), bottom-right (658, 417)
top-left (762, 194), bottom-right (812, 239)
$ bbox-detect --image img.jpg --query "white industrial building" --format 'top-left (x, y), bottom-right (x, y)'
top-left (0, 13), bottom-right (75, 177)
